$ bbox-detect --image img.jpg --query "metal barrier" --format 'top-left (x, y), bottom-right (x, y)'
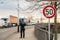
top-left (34, 24), bottom-right (48, 40)
top-left (34, 23), bottom-right (60, 40)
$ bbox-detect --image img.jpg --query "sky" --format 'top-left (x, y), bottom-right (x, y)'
top-left (0, 0), bottom-right (32, 18)
top-left (0, 0), bottom-right (35, 18)
top-left (0, 0), bottom-right (49, 18)
top-left (0, 0), bottom-right (60, 23)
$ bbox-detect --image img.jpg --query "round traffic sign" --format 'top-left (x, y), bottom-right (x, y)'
top-left (43, 5), bottom-right (56, 18)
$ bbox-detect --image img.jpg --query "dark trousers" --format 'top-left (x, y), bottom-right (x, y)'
top-left (20, 29), bottom-right (25, 38)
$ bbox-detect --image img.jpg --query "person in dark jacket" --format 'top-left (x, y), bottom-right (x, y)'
top-left (19, 19), bottom-right (26, 38)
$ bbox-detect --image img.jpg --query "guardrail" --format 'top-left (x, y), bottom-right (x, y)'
top-left (34, 23), bottom-right (60, 40)
top-left (34, 24), bottom-right (48, 40)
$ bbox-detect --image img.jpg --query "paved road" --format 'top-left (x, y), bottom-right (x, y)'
top-left (1, 26), bottom-right (60, 40)
top-left (0, 27), bottom-right (17, 40)
top-left (6, 26), bottom-right (37, 40)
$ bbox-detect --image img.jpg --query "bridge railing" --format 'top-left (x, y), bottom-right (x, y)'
top-left (34, 24), bottom-right (48, 40)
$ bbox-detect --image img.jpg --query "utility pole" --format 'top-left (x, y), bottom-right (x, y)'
top-left (17, 0), bottom-right (19, 32)
top-left (54, 2), bottom-right (57, 40)
top-left (51, 1), bottom-right (57, 40)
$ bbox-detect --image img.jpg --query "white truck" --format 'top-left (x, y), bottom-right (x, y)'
top-left (0, 20), bottom-right (4, 28)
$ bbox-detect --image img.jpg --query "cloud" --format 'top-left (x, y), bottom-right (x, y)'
top-left (0, 0), bottom-right (60, 19)
top-left (0, 0), bottom-right (17, 10)
top-left (19, 0), bottom-right (32, 10)
top-left (0, 0), bottom-right (32, 11)
top-left (0, 9), bottom-right (18, 18)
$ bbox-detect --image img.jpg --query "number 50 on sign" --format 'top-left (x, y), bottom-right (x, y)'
top-left (43, 5), bottom-right (56, 18)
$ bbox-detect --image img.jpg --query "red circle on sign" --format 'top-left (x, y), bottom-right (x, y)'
top-left (43, 5), bottom-right (56, 18)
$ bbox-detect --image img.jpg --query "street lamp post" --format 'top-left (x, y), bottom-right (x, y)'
top-left (17, 0), bottom-right (19, 32)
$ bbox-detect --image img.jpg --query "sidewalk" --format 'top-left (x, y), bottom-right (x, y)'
top-left (6, 26), bottom-right (37, 40)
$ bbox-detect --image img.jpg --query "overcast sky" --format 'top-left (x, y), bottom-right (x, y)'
top-left (0, 0), bottom-right (36, 18)
top-left (0, 0), bottom-right (60, 19)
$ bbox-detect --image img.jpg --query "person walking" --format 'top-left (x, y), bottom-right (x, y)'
top-left (19, 19), bottom-right (26, 38)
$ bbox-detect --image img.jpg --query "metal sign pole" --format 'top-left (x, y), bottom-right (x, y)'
top-left (43, 5), bottom-right (56, 40)
top-left (48, 19), bottom-right (50, 40)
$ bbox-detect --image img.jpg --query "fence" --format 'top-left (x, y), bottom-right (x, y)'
top-left (34, 24), bottom-right (48, 40)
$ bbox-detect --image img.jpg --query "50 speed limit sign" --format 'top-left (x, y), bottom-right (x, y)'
top-left (43, 5), bottom-right (56, 18)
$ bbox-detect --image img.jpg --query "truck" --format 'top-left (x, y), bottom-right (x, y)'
top-left (9, 15), bottom-right (18, 27)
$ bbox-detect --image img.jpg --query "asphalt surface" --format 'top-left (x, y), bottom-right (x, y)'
top-left (0, 25), bottom-right (60, 40)
top-left (0, 26), bottom-right (35, 40)
top-left (6, 26), bottom-right (37, 40)
top-left (0, 27), bottom-right (17, 40)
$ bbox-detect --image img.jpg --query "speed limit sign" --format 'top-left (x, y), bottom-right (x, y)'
top-left (43, 5), bottom-right (56, 40)
top-left (43, 5), bottom-right (56, 18)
